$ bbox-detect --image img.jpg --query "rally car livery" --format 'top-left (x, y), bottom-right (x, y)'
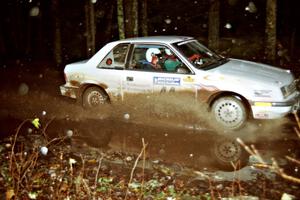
top-left (60, 36), bottom-right (299, 130)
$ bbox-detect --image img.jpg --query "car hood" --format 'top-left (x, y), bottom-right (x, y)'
top-left (211, 58), bottom-right (293, 86)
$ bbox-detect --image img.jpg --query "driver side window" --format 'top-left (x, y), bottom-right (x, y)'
top-left (129, 44), bottom-right (191, 74)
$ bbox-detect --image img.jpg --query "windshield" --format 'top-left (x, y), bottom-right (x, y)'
top-left (174, 40), bottom-right (227, 70)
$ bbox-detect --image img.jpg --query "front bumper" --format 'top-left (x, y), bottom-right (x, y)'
top-left (60, 84), bottom-right (79, 99)
top-left (251, 93), bottom-right (300, 119)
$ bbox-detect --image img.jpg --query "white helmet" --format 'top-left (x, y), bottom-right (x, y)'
top-left (165, 48), bottom-right (173, 56)
top-left (146, 48), bottom-right (161, 62)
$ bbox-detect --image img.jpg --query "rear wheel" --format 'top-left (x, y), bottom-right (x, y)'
top-left (82, 86), bottom-right (108, 108)
top-left (211, 96), bottom-right (247, 130)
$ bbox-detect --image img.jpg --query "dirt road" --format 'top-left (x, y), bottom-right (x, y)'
top-left (0, 62), bottom-right (299, 170)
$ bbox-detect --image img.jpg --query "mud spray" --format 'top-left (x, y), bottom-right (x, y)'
top-left (1, 90), bottom-right (294, 144)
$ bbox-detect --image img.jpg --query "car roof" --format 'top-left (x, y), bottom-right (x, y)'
top-left (118, 36), bottom-right (194, 44)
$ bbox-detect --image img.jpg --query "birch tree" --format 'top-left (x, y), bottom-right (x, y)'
top-left (117, 0), bottom-right (125, 39)
top-left (265, 0), bottom-right (277, 61)
top-left (132, 0), bottom-right (138, 37)
top-left (85, 0), bottom-right (96, 57)
top-left (140, 0), bottom-right (148, 36)
top-left (124, 0), bottom-right (138, 38)
top-left (51, 0), bottom-right (62, 66)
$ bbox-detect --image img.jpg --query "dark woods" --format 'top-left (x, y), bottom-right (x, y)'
top-left (0, 0), bottom-right (299, 68)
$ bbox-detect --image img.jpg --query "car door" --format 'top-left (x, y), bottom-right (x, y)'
top-left (124, 43), bottom-right (197, 96)
top-left (94, 43), bottom-right (130, 100)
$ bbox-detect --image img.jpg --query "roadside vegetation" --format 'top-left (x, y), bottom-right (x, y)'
top-left (0, 115), bottom-right (299, 200)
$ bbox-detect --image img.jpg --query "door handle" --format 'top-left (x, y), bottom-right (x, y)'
top-left (127, 76), bottom-right (134, 81)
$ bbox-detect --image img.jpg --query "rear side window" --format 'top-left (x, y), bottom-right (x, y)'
top-left (98, 44), bottom-right (129, 69)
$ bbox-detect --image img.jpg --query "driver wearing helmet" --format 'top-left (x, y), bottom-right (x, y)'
top-left (146, 48), bottom-right (162, 70)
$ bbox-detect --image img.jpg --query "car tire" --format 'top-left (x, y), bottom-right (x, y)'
top-left (211, 96), bottom-right (247, 130)
top-left (82, 86), bottom-right (108, 108)
top-left (212, 138), bottom-right (248, 171)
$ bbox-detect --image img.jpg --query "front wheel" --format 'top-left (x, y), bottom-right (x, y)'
top-left (211, 96), bottom-right (248, 130)
top-left (82, 86), bottom-right (108, 108)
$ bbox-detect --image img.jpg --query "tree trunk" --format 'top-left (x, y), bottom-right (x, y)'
top-left (265, 0), bottom-right (277, 62)
top-left (85, 0), bottom-right (96, 57)
top-left (103, 3), bottom-right (114, 42)
top-left (132, 0), bottom-right (138, 37)
top-left (124, 0), bottom-right (133, 37)
top-left (140, 0), bottom-right (148, 36)
top-left (52, 0), bottom-right (62, 66)
top-left (117, 0), bottom-right (125, 39)
top-left (208, 0), bottom-right (220, 50)
top-left (124, 0), bottom-right (138, 38)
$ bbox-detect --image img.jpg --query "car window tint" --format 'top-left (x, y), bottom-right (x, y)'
top-left (128, 44), bottom-right (191, 74)
top-left (98, 44), bottom-right (129, 69)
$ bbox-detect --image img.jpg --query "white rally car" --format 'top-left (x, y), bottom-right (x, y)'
top-left (60, 36), bottom-right (299, 130)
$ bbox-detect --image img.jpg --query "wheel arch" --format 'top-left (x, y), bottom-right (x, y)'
top-left (208, 91), bottom-right (252, 117)
top-left (79, 83), bottom-right (110, 102)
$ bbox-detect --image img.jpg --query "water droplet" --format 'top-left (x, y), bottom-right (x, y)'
top-left (124, 113), bottom-right (130, 120)
top-left (30, 6), bottom-right (40, 17)
top-left (42, 111), bottom-right (47, 116)
top-left (126, 156), bottom-right (133, 161)
top-left (28, 128), bottom-right (33, 134)
top-left (91, 0), bottom-right (97, 3)
top-left (245, 1), bottom-right (257, 13)
top-left (164, 18), bottom-right (172, 24)
top-left (18, 83), bottom-right (29, 96)
top-left (40, 146), bottom-right (48, 156)
top-left (66, 129), bottom-right (73, 137)
top-left (224, 23), bottom-right (232, 29)
top-left (159, 149), bottom-right (165, 155)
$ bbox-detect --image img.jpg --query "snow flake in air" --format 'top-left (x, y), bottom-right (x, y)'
top-left (30, 6), bottom-right (40, 17)
top-left (245, 1), bottom-right (257, 13)
top-left (40, 146), bottom-right (48, 156)
top-left (164, 18), bottom-right (172, 24)
top-left (224, 23), bottom-right (232, 29)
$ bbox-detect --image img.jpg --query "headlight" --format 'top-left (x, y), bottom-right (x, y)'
top-left (281, 81), bottom-right (297, 98)
top-left (254, 90), bottom-right (272, 98)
